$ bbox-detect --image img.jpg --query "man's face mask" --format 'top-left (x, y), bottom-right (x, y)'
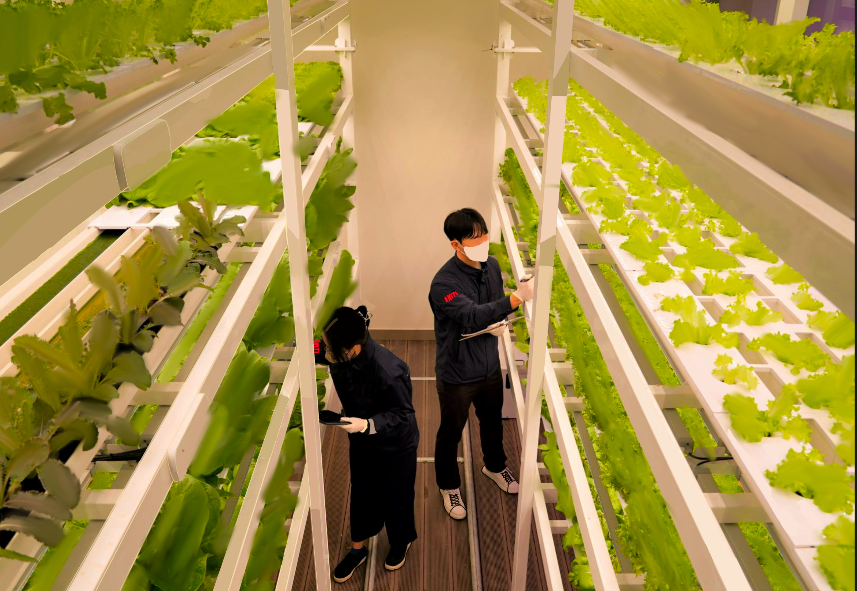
top-left (458, 237), bottom-right (489, 263)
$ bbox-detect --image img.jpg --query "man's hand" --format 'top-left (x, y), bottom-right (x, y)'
top-left (339, 417), bottom-right (369, 434)
top-left (512, 274), bottom-right (534, 305)
top-left (486, 320), bottom-right (508, 337)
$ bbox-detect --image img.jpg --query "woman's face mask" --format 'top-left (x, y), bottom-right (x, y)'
top-left (458, 236), bottom-right (489, 263)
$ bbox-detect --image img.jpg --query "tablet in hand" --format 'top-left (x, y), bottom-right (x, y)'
top-left (319, 410), bottom-right (349, 425)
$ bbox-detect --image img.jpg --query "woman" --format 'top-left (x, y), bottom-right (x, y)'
top-left (314, 305), bottom-right (420, 583)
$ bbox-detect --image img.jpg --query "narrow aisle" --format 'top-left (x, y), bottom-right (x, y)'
top-left (292, 339), bottom-right (561, 591)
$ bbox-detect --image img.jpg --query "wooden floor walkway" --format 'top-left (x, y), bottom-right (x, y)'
top-left (289, 339), bottom-right (574, 591)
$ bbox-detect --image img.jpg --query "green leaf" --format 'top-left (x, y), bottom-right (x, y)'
top-left (0, 514), bottom-right (64, 547)
top-left (55, 412), bottom-right (100, 449)
top-left (808, 310), bottom-right (855, 349)
top-left (131, 330), bottom-right (156, 354)
top-left (86, 266), bottom-right (124, 313)
top-left (148, 296), bottom-right (185, 326)
top-left (749, 332), bottom-right (829, 375)
top-left (729, 232), bottom-right (778, 263)
top-left (795, 356), bottom-right (854, 423)
top-left (673, 239), bottom-right (739, 272)
top-left (702, 270), bottom-right (754, 296)
top-left (712, 354), bottom-right (759, 389)
top-left (766, 263), bottom-right (804, 285)
top-left (38, 459), bottom-right (81, 509)
top-left (791, 283), bottom-right (823, 311)
top-left (107, 416), bottom-right (141, 446)
top-left (8, 438), bottom-right (50, 482)
top-left (6, 492), bottom-right (73, 521)
top-left (315, 251), bottom-right (359, 333)
top-left (766, 449), bottom-right (854, 513)
top-left (105, 351), bottom-right (152, 390)
top-left (723, 393), bottom-right (769, 442)
top-left (620, 222), bottom-right (667, 262)
top-left (120, 564), bottom-right (151, 591)
top-left (816, 517), bottom-right (855, 591)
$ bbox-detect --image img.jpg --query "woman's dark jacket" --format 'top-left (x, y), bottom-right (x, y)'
top-left (314, 336), bottom-right (419, 452)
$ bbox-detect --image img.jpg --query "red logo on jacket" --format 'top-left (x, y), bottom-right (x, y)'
top-left (444, 291), bottom-right (459, 303)
top-left (313, 340), bottom-right (320, 354)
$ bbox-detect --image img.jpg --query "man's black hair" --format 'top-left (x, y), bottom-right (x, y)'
top-left (443, 208), bottom-right (488, 243)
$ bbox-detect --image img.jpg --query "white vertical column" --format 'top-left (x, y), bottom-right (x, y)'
top-left (775, 0), bottom-right (811, 23)
top-left (490, 20), bottom-right (513, 244)
top-left (268, 0), bottom-right (332, 589)
top-left (509, 0), bottom-right (574, 589)
top-left (338, 16), bottom-right (360, 263)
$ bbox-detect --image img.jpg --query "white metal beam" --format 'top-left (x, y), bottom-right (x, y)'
top-left (511, 0), bottom-right (575, 588)
top-left (269, 0), bottom-right (332, 589)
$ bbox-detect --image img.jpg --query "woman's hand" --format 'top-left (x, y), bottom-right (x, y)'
top-left (339, 417), bottom-right (369, 434)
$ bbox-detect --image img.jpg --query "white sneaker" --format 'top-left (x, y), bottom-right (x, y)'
top-left (440, 488), bottom-right (467, 520)
top-left (482, 466), bottom-right (519, 494)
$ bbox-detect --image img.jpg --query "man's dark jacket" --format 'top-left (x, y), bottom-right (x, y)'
top-left (429, 255), bottom-right (514, 385)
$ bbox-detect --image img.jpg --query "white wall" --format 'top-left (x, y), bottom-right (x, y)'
top-left (351, 0), bottom-right (500, 330)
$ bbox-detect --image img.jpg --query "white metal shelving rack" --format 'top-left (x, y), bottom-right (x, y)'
top-left (0, 0), bottom-right (358, 589)
top-left (494, 2), bottom-right (854, 591)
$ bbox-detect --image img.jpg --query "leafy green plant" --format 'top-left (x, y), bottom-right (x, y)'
top-left (620, 222), bottom-right (668, 261)
top-left (573, 162), bottom-right (613, 188)
top-left (570, 0), bottom-right (855, 109)
top-left (638, 261), bottom-right (675, 285)
top-left (659, 295), bottom-right (738, 348)
top-left (122, 475), bottom-right (226, 591)
top-left (551, 264), bottom-right (699, 590)
top-left (791, 283), bottom-right (823, 311)
top-left (0, 0), bottom-right (271, 123)
top-left (702, 270), bottom-right (754, 296)
top-left (672, 238), bottom-right (739, 275)
top-left (748, 333), bottom-right (829, 374)
top-left (729, 233), bottom-right (779, 263)
top-left (500, 149), bottom-right (540, 255)
top-left (188, 344), bottom-right (273, 478)
top-left (315, 250), bottom-right (359, 335)
top-left (120, 141), bottom-right (281, 211)
top-left (816, 516), bottom-right (855, 591)
top-left (808, 311), bottom-right (856, 349)
top-left (243, 429), bottom-right (304, 590)
top-left (795, 356), bottom-right (854, 424)
top-left (306, 148), bottom-right (357, 251)
top-left (719, 297), bottom-right (783, 327)
top-left (723, 386), bottom-right (811, 443)
top-left (712, 354), bottom-right (759, 390)
top-left (766, 264), bottom-right (804, 285)
top-left (766, 449), bottom-right (854, 513)
top-left (540, 432), bottom-right (595, 590)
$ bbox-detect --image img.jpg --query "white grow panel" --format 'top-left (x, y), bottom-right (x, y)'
top-left (88, 205), bottom-right (156, 230)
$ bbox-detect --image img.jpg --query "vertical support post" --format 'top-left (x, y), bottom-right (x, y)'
top-left (775, 0), bottom-right (811, 23)
top-left (268, 0), bottom-right (332, 589)
top-left (510, 0), bottom-right (574, 589)
top-left (490, 19), bottom-right (513, 244)
top-left (338, 16), bottom-right (360, 263)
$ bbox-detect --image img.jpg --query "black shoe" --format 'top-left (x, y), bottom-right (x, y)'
top-left (384, 542), bottom-right (412, 571)
top-left (333, 548), bottom-right (368, 583)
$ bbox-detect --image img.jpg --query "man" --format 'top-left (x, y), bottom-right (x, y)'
top-left (428, 208), bottom-right (534, 520)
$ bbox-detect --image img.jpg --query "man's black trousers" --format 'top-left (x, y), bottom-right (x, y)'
top-left (349, 440), bottom-right (418, 548)
top-left (435, 369), bottom-right (507, 490)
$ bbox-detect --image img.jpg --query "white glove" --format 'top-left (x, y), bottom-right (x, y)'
top-left (513, 274), bottom-right (534, 302)
top-left (486, 320), bottom-right (508, 337)
top-left (339, 417), bottom-right (369, 434)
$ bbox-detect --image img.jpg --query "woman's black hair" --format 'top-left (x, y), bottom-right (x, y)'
top-left (443, 208), bottom-right (488, 243)
top-left (322, 305), bottom-right (371, 363)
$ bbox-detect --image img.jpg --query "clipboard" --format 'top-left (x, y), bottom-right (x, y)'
top-left (459, 315), bottom-right (526, 341)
